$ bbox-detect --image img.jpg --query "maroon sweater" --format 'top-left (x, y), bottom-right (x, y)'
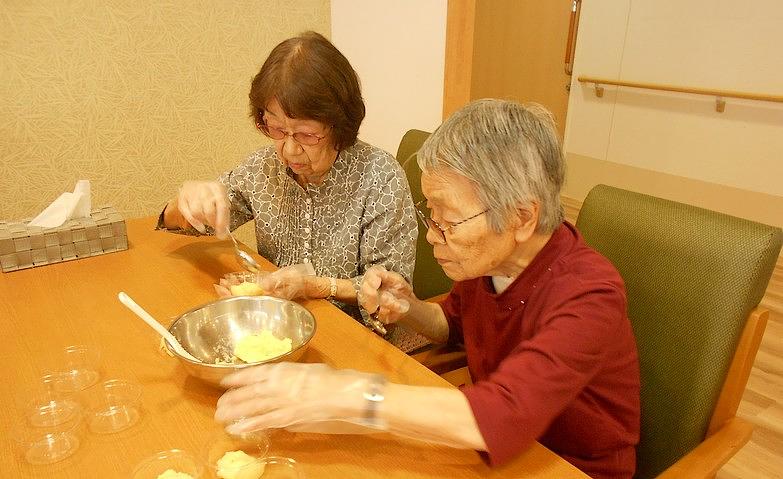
top-left (441, 223), bottom-right (640, 478)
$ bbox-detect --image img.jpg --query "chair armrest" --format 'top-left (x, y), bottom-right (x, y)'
top-left (410, 343), bottom-right (468, 375)
top-left (440, 366), bottom-right (472, 387)
top-left (409, 292), bottom-right (468, 378)
top-left (656, 417), bottom-right (753, 478)
top-left (425, 292), bottom-right (450, 304)
top-left (708, 307), bottom-right (767, 434)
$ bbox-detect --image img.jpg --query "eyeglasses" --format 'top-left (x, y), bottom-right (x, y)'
top-left (414, 200), bottom-right (489, 244)
top-left (255, 112), bottom-right (329, 146)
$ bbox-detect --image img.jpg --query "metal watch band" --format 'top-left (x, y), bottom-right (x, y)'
top-left (362, 374), bottom-right (388, 428)
top-left (327, 277), bottom-right (337, 299)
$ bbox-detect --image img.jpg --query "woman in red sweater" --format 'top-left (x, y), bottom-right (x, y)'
top-left (215, 99), bottom-right (641, 479)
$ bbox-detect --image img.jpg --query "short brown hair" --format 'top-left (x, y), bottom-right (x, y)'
top-left (249, 31), bottom-right (365, 151)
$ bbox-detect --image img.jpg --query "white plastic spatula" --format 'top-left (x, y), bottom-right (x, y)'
top-left (117, 291), bottom-right (201, 362)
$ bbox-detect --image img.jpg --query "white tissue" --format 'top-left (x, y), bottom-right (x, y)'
top-left (28, 180), bottom-right (92, 228)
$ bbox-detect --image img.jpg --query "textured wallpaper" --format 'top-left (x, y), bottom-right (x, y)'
top-left (0, 0), bottom-right (330, 248)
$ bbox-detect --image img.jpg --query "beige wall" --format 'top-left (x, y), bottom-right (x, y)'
top-left (0, 0), bottom-right (330, 247)
top-left (330, 0), bottom-right (447, 155)
top-left (564, 0), bottom-right (783, 228)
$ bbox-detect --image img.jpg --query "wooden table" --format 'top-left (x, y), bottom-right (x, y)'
top-left (0, 217), bottom-right (588, 478)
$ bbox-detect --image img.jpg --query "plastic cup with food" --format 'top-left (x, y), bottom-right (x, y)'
top-left (253, 456), bottom-right (305, 479)
top-left (204, 427), bottom-right (271, 479)
top-left (132, 449), bottom-right (204, 479)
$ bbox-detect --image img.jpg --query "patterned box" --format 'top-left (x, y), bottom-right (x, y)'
top-left (0, 205), bottom-right (128, 273)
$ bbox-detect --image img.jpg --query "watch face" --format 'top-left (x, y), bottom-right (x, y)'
top-left (364, 391), bottom-right (384, 402)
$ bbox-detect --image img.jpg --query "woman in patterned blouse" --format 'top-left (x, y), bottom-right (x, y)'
top-left (159, 32), bottom-right (422, 351)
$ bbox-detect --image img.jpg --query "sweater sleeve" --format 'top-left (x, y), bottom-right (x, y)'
top-left (351, 154), bottom-right (417, 290)
top-left (218, 155), bottom-right (257, 232)
top-left (462, 279), bottom-right (628, 466)
top-left (155, 155), bottom-right (257, 237)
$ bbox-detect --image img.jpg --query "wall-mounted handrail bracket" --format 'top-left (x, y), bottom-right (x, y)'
top-left (716, 96), bottom-right (726, 113)
top-left (594, 83), bottom-right (604, 98)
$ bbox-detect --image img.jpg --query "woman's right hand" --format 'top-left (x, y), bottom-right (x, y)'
top-left (358, 265), bottom-right (416, 325)
top-left (168, 180), bottom-right (230, 238)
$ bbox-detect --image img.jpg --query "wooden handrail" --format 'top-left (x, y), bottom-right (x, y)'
top-left (577, 75), bottom-right (783, 112)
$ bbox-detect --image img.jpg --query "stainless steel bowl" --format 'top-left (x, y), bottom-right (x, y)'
top-left (165, 296), bottom-right (316, 388)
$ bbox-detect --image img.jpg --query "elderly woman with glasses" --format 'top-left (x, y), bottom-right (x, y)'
top-left (158, 32), bottom-right (422, 350)
top-left (213, 99), bottom-right (641, 479)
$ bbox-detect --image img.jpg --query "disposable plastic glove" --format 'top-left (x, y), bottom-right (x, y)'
top-left (176, 180), bottom-right (231, 238)
top-left (258, 263), bottom-right (316, 300)
top-left (358, 265), bottom-right (415, 324)
top-left (215, 362), bottom-right (387, 435)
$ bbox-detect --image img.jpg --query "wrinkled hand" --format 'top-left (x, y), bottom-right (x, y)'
top-left (215, 362), bottom-right (384, 434)
top-left (259, 266), bottom-right (312, 300)
top-left (358, 265), bottom-right (415, 325)
top-left (176, 180), bottom-right (230, 238)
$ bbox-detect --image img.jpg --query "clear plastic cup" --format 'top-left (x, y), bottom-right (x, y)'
top-left (54, 345), bottom-right (101, 392)
top-left (11, 402), bottom-right (83, 465)
top-left (254, 456), bottom-right (305, 479)
top-left (84, 379), bottom-right (142, 434)
top-left (204, 428), bottom-right (271, 479)
top-left (132, 449), bottom-right (204, 479)
top-left (21, 374), bottom-right (81, 428)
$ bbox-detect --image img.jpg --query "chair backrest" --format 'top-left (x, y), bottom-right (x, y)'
top-left (396, 129), bottom-right (453, 299)
top-left (575, 184), bottom-right (782, 479)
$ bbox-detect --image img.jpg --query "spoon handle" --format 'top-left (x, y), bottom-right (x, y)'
top-left (117, 292), bottom-right (200, 362)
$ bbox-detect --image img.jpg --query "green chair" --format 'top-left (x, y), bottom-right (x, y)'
top-left (396, 129), bottom-right (465, 370)
top-left (396, 129), bottom-right (453, 301)
top-left (575, 184), bottom-right (782, 478)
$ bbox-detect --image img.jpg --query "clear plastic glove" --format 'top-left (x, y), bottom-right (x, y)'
top-left (258, 263), bottom-right (316, 300)
top-left (358, 265), bottom-right (415, 325)
top-left (215, 362), bottom-right (387, 435)
top-left (176, 180), bottom-right (230, 238)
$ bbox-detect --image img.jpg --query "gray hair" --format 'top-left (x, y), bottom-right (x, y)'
top-left (417, 99), bottom-right (565, 233)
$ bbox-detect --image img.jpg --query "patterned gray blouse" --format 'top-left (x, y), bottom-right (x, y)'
top-left (219, 140), bottom-right (420, 343)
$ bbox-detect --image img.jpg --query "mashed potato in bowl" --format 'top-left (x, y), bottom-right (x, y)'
top-left (212, 330), bottom-right (293, 365)
top-left (233, 330), bottom-right (292, 363)
top-left (169, 295), bottom-right (316, 388)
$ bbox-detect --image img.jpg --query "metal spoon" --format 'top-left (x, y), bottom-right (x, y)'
top-left (117, 292), bottom-right (201, 362)
top-left (358, 288), bottom-right (388, 336)
top-left (227, 229), bottom-right (262, 273)
top-left (367, 311), bottom-right (388, 336)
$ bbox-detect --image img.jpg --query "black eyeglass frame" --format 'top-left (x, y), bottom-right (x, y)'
top-left (255, 111), bottom-right (330, 146)
top-left (414, 200), bottom-right (489, 243)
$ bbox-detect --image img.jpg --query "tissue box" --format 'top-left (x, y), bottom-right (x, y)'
top-left (0, 205), bottom-right (128, 273)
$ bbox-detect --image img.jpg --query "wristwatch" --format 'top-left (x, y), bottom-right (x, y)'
top-left (362, 374), bottom-right (388, 429)
top-left (327, 277), bottom-right (337, 299)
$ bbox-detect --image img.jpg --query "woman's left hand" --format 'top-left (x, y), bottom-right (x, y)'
top-left (259, 268), bottom-right (308, 300)
top-left (215, 362), bottom-right (385, 434)
top-left (256, 263), bottom-right (317, 300)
